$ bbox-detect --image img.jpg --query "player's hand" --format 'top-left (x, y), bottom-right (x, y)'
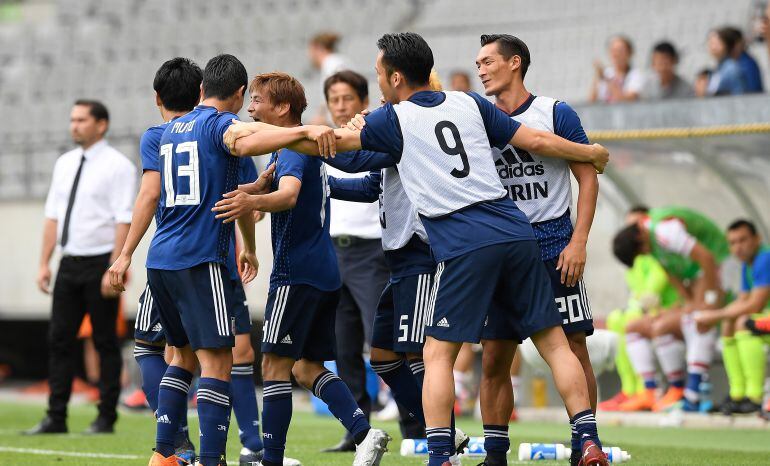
top-left (212, 190), bottom-right (255, 223)
top-left (556, 240), bottom-right (586, 287)
top-left (345, 112), bottom-right (369, 132)
top-left (253, 210), bottom-right (265, 223)
top-left (224, 120), bottom-right (260, 154)
top-left (693, 310), bottom-right (721, 332)
top-left (239, 163), bottom-right (276, 195)
top-left (590, 143), bottom-right (609, 174)
top-left (108, 253), bottom-right (131, 292)
top-left (37, 263), bottom-right (52, 294)
top-left (239, 249), bottom-right (259, 284)
top-left (100, 270), bottom-right (120, 298)
top-left (304, 125), bottom-right (337, 158)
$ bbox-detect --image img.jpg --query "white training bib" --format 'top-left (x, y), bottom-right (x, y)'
top-left (492, 96), bottom-right (572, 223)
top-left (393, 91), bottom-right (507, 218)
top-left (379, 166), bottom-right (428, 251)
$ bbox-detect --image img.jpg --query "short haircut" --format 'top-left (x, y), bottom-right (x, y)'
top-left (249, 72), bottom-right (307, 123)
top-left (611, 35), bottom-right (634, 55)
top-left (613, 223), bottom-right (643, 268)
top-left (653, 41), bottom-right (679, 61)
top-left (324, 70), bottom-right (368, 102)
top-left (713, 27), bottom-right (741, 53)
top-left (202, 54), bottom-right (248, 100)
top-left (480, 34), bottom-right (531, 78)
top-left (74, 99), bottom-right (109, 122)
top-left (376, 32), bottom-right (433, 86)
top-left (153, 57), bottom-right (203, 112)
top-left (727, 219), bottom-right (757, 236)
top-left (628, 205), bottom-right (650, 215)
top-left (310, 32), bottom-right (340, 52)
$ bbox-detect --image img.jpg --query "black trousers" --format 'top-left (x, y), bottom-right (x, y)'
top-left (333, 238), bottom-right (424, 439)
top-left (47, 253), bottom-right (121, 424)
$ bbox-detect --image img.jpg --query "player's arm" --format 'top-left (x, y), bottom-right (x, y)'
top-left (108, 170), bottom-right (159, 291)
top-left (285, 127), bottom-right (364, 157)
top-left (225, 120), bottom-right (342, 158)
top-left (689, 242), bottom-right (720, 308)
top-left (236, 211), bottom-right (259, 284)
top-left (329, 171), bottom-right (382, 203)
top-left (557, 162), bottom-right (599, 286)
top-left (213, 176), bottom-right (302, 223)
top-left (510, 126), bottom-right (608, 173)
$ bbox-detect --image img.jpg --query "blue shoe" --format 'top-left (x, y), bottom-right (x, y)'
top-left (682, 399), bottom-right (700, 412)
top-left (175, 436), bottom-right (196, 465)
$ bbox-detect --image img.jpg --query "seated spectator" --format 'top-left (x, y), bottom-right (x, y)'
top-left (641, 41), bottom-right (694, 100)
top-left (589, 35), bottom-right (646, 103)
top-left (706, 27), bottom-right (747, 96)
top-left (449, 70), bottom-right (472, 92)
top-left (724, 26), bottom-right (764, 93)
top-left (694, 68), bottom-right (713, 97)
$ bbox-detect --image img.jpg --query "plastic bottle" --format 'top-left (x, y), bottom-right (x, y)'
top-left (518, 443), bottom-right (570, 461)
top-left (699, 379), bottom-right (713, 413)
top-left (603, 446), bottom-right (632, 463)
top-left (399, 439), bottom-right (429, 456)
top-left (463, 437), bottom-right (487, 456)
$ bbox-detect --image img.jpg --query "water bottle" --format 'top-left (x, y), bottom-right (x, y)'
top-left (399, 439), bottom-right (429, 456)
top-left (464, 437), bottom-right (487, 456)
top-left (517, 443), bottom-right (570, 461)
top-left (699, 379), bottom-right (713, 413)
top-left (603, 447), bottom-right (632, 463)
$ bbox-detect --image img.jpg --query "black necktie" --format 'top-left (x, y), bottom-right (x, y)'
top-left (60, 153), bottom-right (86, 248)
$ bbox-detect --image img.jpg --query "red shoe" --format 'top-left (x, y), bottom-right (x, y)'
top-left (598, 392), bottom-right (630, 411)
top-left (618, 389), bottom-right (655, 412)
top-left (123, 388), bottom-right (149, 410)
top-left (509, 407), bottom-right (518, 422)
top-left (747, 316), bottom-right (770, 336)
top-left (578, 440), bottom-right (609, 466)
top-left (147, 452), bottom-right (182, 466)
top-left (653, 386), bottom-right (684, 412)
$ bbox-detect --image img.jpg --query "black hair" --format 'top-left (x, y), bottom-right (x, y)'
top-left (652, 41), bottom-right (679, 62)
top-left (74, 99), bottom-right (109, 122)
top-left (727, 219), bottom-right (757, 236)
top-left (376, 32), bottom-right (433, 86)
top-left (628, 205), bottom-right (650, 215)
top-left (713, 27), bottom-right (741, 54)
top-left (480, 34), bottom-right (531, 78)
top-left (153, 57), bottom-right (203, 112)
top-left (324, 70), bottom-right (369, 102)
top-left (613, 223), bottom-right (644, 268)
top-left (202, 54), bottom-right (248, 100)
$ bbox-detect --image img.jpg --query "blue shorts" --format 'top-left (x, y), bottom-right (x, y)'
top-left (135, 277), bottom-right (252, 344)
top-left (542, 258), bottom-right (594, 336)
top-left (147, 262), bottom-right (236, 350)
top-left (371, 272), bottom-right (434, 354)
top-left (426, 241), bottom-right (562, 344)
top-left (261, 284), bottom-right (340, 361)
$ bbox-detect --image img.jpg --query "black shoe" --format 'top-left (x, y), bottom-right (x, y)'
top-left (718, 396), bottom-right (739, 416)
top-left (476, 457), bottom-right (506, 466)
top-left (84, 417), bottom-right (115, 434)
top-left (239, 448), bottom-right (263, 466)
top-left (321, 436), bottom-right (356, 452)
top-left (570, 447), bottom-right (581, 466)
top-left (23, 417), bottom-right (67, 435)
top-left (736, 398), bottom-right (762, 414)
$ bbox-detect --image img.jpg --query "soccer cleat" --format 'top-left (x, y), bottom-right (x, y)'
top-left (175, 436), bottom-right (196, 465)
top-left (717, 396), bottom-right (740, 416)
top-left (353, 428), bottom-right (391, 466)
top-left (682, 399), bottom-right (700, 412)
top-left (454, 427), bottom-right (470, 454)
top-left (123, 388), bottom-right (150, 410)
top-left (148, 452), bottom-right (183, 466)
top-left (746, 316), bottom-right (770, 336)
top-left (578, 440), bottom-right (609, 466)
top-left (238, 447), bottom-right (302, 466)
top-left (618, 389), bottom-right (655, 411)
top-left (652, 386), bottom-right (684, 412)
top-left (597, 392), bottom-right (630, 411)
top-left (735, 398), bottom-right (762, 415)
top-left (570, 447), bottom-right (581, 466)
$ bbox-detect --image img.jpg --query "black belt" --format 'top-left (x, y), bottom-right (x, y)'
top-left (61, 252), bottom-right (111, 262)
top-left (333, 235), bottom-right (377, 248)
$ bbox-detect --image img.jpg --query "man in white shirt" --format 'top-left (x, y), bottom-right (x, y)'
top-left (26, 100), bottom-right (136, 435)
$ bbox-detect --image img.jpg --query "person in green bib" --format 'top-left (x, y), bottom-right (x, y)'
top-left (613, 206), bottom-right (729, 411)
top-left (695, 220), bottom-right (770, 415)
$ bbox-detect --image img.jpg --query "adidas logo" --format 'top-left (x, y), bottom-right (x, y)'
top-left (281, 334), bottom-right (293, 344)
top-left (352, 408), bottom-right (364, 418)
top-left (157, 414), bottom-right (171, 424)
top-left (436, 317), bottom-right (450, 328)
top-left (151, 323), bottom-right (163, 332)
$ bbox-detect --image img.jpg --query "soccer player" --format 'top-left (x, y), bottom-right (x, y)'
top-left (212, 72), bottom-right (390, 466)
top-left (694, 220), bottom-right (770, 415)
top-left (225, 33), bottom-right (610, 466)
top-left (474, 34), bottom-right (600, 466)
top-left (613, 206), bottom-right (729, 411)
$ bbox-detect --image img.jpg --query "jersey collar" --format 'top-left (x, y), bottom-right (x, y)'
top-left (510, 93), bottom-right (536, 116)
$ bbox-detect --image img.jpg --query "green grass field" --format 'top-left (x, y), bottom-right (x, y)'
top-left (1, 401), bottom-right (769, 465)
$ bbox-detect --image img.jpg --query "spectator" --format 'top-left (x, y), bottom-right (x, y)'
top-left (724, 26), bottom-right (764, 93)
top-left (307, 32), bottom-right (351, 124)
top-left (449, 69), bottom-right (472, 91)
top-left (694, 68), bottom-right (713, 97)
top-left (641, 41), bottom-right (694, 100)
top-left (706, 27), bottom-right (747, 96)
top-left (757, 2), bottom-right (770, 70)
top-left (26, 99), bottom-right (136, 435)
top-left (589, 35), bottom-right (646, 103)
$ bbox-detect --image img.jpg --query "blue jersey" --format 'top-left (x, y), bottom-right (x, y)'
top-left (147, 105), bottom-right (240, 270)
top-left (742, 246), bottom-right (770, 293)
top-left (139, 122), bottom-right (170, 225)
top-left (268, 149), bottom-right (340, 292)
top-left (359, 91), bottom-right (534, 262)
